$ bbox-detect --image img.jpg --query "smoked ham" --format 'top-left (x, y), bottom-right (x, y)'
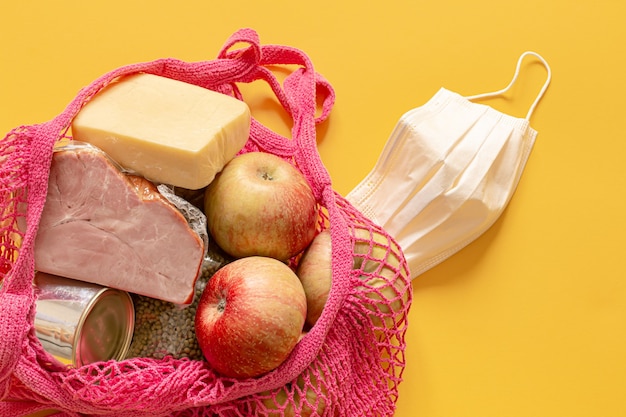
top-left (34, 142), bottom-right (204, 305)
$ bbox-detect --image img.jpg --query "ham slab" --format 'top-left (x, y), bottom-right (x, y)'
top-left (34, 143), bottom-right (204, 304)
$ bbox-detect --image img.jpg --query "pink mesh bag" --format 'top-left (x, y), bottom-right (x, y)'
top-left (0, 28), bottom-right (412, 416)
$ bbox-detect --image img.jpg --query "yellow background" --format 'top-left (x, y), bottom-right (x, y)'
top-left (2, 1), bottom-right (626, 416)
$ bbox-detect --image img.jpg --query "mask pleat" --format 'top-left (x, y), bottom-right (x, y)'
top-left (385, 100), bottom-right (492, 233)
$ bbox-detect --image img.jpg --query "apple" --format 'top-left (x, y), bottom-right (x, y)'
top-left (204, 151), bottom-right (318, 261)
top-left (296, 230), bottom-right (333, 328)
top-left (194, 256), bottom-right (307, 379)
top-left (352, 227), bottom-right (410, 332)
top-left (295, 226), bottom-right (410, 332)
top-left (256, 365), bottom-right (333, 417)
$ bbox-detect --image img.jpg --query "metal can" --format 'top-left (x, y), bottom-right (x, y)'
top-left (33, 271), bottom-right (135, 366)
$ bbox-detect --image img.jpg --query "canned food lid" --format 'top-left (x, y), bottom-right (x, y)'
top-left (74, 288), bottom-right (135, 367)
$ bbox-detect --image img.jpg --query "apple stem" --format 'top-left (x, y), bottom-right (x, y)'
top-left (217, 298), bottom-right (226, 313)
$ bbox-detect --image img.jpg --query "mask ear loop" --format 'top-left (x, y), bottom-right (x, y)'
top-left (465, 51), bottom-right (552, 120)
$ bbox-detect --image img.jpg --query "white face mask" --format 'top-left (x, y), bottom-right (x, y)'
top-left (346, 52), bottom-right (551, 279)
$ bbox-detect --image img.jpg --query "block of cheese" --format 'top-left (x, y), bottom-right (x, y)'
top-left (71, 73), bottom-right (251, 190)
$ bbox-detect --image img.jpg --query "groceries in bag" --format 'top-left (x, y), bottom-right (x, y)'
top-left (0, 29), bottom-right (411, 416)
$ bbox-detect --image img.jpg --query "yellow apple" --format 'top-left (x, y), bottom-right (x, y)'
top-left (256, 366), bottom-right (331, 417)
top-left (295, 226), bottom-right (410, 333)
top-left (204, 151), bottom-right (318, 261)
top-left (352, 227), bottom-right (410, 333)
top-left (295, 230), bottom-right (332, 328)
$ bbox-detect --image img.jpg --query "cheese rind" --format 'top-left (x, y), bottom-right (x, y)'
top-left (71, 73), bottom-right (251, 190)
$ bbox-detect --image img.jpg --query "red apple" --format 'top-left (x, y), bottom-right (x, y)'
top-left (195, 256), bottom-right (307, 379)
top-left (296, 230), bottom-right (332, 328)
top-left (204, 151), bottom-right (317, 261)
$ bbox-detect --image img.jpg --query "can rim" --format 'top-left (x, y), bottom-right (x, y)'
top-left (72, 287), bottom-right (135, 367)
